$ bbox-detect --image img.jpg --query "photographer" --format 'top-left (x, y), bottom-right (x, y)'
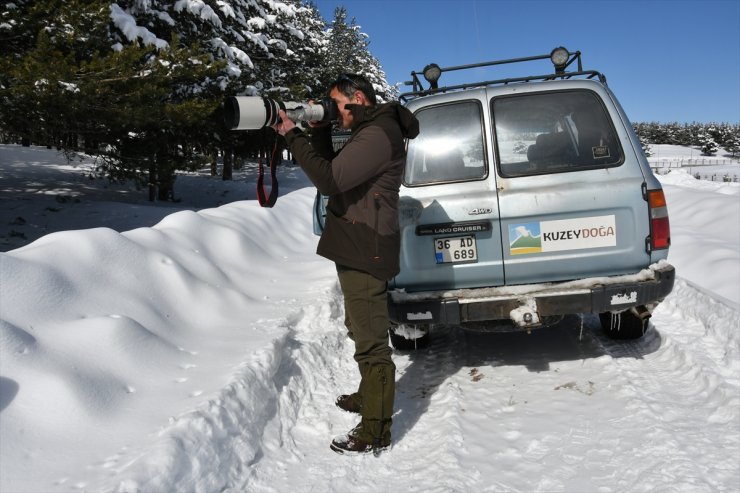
top-left (273, 74), bottom-right (419, 455)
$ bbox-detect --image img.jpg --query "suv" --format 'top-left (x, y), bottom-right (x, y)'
top-left (316, 48), bottom-right (675, 347)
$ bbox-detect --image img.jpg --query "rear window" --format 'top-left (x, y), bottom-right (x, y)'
top-left (404, 100), bottom-right (487, 186)
top-left (493, 90), bottom-right (623, 177)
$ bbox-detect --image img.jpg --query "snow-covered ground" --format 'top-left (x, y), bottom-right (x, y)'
top-left (1, 144), bottom-right (738, 492)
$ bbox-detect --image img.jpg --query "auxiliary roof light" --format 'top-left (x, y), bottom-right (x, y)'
top-left (422, 63), bottom-right (442, 89)
top-left (550, 46), bottom-right (570, 74)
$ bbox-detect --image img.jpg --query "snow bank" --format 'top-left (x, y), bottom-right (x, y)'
top-left (658, 170), bottom-right (740, 306)
top-left (0, 186), bottom-right (333, 491)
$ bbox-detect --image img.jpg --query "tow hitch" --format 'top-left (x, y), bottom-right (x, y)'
top-left (510, 298), bottom-right (541, 330)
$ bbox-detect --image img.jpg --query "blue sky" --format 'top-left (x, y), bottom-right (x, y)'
top-left (314, 0), bottom-right (740, 123)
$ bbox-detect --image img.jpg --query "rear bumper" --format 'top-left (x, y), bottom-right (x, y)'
top-left (388, 262), bottom-right (675, 327)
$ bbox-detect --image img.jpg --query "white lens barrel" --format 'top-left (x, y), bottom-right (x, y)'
top-left (225, 96), bottom-right (278, 130)
top-left (225, 97), bottom-right (330, 130)
top-left (287, 104), bottom-right (325, 123)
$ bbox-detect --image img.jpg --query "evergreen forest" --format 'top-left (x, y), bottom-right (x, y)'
top-left (1, 1), bottom-right (737, 201)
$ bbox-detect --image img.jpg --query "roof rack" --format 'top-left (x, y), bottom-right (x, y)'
top-left (399, 47), bottom-right (606, 102)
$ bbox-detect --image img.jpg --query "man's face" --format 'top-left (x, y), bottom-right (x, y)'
top-left (330, 87), bottom-right (358, 130)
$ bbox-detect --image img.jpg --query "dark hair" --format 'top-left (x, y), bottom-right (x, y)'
top-left (331, 74), bottom-right (377, 106)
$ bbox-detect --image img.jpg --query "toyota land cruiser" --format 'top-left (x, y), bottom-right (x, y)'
top-left (315, 47), bottom-right (675, 348)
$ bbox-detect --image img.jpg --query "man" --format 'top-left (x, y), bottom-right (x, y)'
top-left (273, 74), bottom-right (419, 455)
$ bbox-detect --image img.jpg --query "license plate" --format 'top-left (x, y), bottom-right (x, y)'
top-left (434, 235), bottom-right (478, 264)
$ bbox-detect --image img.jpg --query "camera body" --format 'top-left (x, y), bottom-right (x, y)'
top-left (225, 96), bottom-right (338, 130)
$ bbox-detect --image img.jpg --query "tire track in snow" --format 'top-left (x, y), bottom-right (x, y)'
top-left (391, 325), bottom-right (481, 492)
top-left (591, 278), bottom-right (740, 491)
top-left (441, 318), bottom-right (629, 493)
top-left (239, 277), bottom-right (740, 492)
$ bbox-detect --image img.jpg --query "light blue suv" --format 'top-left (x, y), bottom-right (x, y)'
top-left (316, 48), bottom-right (675, 348)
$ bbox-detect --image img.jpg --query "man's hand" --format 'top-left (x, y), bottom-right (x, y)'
top-left (273, 109), bottom-right (296, 136)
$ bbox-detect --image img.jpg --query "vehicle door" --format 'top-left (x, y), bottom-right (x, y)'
top-left (491, 83), bottom-right (651, 285)
top-left (391, 92), bottom-right (505, 292)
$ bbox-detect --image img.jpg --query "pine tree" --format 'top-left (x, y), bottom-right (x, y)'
top-left (724, 132), bottom-right (739, 157)
top-left (1, 1), bottom-right (113, 147)
top-left (323, 6), bottom-right (395, 102)
top-left (699, 133), bottom-right (719, 156)
top-left (638, 134), bottom-right (652, 157)
top-left (2, 1), bottom-right (229, 197)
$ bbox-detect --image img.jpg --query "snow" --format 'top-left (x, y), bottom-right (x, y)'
top-left (109, 3), bottom-right (169, 50)
top-left (216, 1), bottom-right (236, 20)
top-left (1, 144), bottom-right (739, 492)
top-left (173, 0), bottom-right (222, 27)
top-left (211, 38), bottom-right (254, 68)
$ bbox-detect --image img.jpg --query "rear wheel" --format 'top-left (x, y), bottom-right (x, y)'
top-left (599, 310), bottom-right (649, 340)
top-left (389, 324), bottom-right (430, 350)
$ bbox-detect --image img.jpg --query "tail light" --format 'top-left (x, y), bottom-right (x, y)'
top-left (648, 189), bottom-right (670, 250)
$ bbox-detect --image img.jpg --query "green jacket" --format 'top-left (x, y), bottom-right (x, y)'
top-left (285, 102), bottom-right (420, 280)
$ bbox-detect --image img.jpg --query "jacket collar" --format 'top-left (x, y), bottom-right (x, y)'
top-left (346, 102), bottom-right (420, 139)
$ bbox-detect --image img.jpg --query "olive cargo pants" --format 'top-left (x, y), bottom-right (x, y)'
top-left (336, 265), bottom-right (395, 445)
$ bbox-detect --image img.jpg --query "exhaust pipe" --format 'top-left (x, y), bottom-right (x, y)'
top-left (630, 305), bottom-right (652, 321)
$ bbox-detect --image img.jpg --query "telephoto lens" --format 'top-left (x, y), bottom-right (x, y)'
top-left (225, 96), bottom-right (338, 130)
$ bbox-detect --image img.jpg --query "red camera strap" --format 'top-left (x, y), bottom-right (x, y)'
top-left (257, 140), bottom-right (279, 207)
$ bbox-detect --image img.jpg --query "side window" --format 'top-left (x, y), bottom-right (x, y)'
top-left (493, 90), bottom-right (623, 177)
top-left (404, 101), bottom-right (486, 186)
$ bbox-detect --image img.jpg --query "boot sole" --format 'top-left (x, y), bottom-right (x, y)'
top-left (329, 443), bottom-right (390, 456)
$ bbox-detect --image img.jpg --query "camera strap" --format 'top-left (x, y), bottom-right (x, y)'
top-left (257, 140), bottom-right (279, 207)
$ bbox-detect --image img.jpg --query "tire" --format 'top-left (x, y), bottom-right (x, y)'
top-left (389, 324), bottom-right (430, 350)
top-left (599, 310), bottom-right (649, 340)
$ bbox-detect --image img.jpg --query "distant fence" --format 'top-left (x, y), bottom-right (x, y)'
top-left (651, 163), bottom-right (739, 183)
top-left (650, 157), bottom-right (739, 168)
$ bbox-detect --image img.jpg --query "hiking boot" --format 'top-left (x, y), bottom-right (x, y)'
top-left (335, 393), bottom-right (362, 414)
top-left (329, 424), bottom-right (390, 456)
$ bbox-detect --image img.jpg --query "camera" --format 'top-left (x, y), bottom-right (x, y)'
top-left (224, 96), bottom-right (338, 130)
